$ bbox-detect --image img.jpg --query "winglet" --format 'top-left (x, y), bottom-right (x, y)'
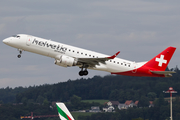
top-left (107, 51), bottom-right (120, 59)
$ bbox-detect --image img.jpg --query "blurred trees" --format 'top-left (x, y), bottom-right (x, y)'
top-left (0, 67), bottom-right (180, 119)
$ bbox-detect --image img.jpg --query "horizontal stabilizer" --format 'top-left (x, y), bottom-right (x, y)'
top-left (151, 71), bottom-right (176, 77)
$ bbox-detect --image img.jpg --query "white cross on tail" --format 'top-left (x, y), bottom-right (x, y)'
top-left (155, 55), bottom-right (167, 67)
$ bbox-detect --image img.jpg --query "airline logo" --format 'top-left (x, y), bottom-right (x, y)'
top-left (32, 39), bottom-right (67, 53)
top-left (155, 55), bottom-right (167, 67)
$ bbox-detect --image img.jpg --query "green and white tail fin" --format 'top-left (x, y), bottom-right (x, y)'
top-left (56, 102), bottom-right (75, 120)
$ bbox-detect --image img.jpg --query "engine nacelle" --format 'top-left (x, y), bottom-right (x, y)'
top-left (54, 55), bottom-right (77, 67)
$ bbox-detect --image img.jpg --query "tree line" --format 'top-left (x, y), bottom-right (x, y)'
top-left (14, 67), bottom-right (180, 104)
top-left (0, 67), bottom-right (180, 120)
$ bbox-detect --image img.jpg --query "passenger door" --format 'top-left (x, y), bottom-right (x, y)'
top-left (26, 36), bottom-right (32, 46)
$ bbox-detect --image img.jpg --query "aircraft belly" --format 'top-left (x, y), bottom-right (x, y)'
top-left (108, 67), bottom-right (133, 73)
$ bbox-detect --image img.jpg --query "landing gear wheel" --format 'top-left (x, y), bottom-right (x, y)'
top-left (17, 54), bottom-right (21, 58)
top-left (79, 71), bottom-right (84, 76)
top-left (79, 64), bottom-right (89, 76)
top-left (17, 49), bottom-right (22, 58)
top-left (83, 70), bottom-right (88, 76)
top-left (79, 70), bottom-right (89, 76)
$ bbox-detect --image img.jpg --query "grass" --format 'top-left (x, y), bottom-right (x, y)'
top-left (81, 99), bottom-right (108, 105)
top-left (72, 112), bottom-right (96, 120)
top-left (67, 99), bottom-right (108, 120)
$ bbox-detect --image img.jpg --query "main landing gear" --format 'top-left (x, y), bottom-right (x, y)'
top-left (79, 64), bottom-right (89, 76)
top-left (17, 49), bottom-right (22, 58)
top-left (79, 69), bottom-right (88, 76)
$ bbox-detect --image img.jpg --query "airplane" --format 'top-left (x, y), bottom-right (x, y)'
top-left (56, 102), bottom-right (75, 120)
top-left (2, 34), bottom-right (176, 77)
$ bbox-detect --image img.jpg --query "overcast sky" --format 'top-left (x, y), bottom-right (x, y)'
top-left (0, 0), bottom-right (180, 88)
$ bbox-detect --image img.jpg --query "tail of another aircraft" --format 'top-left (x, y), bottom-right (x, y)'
top-left (56, 102), bottom-right (75, 120)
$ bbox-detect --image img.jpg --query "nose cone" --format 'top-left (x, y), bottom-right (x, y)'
top-left (3, 38), bottom-right (9, 44)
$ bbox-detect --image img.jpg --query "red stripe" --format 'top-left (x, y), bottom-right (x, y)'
top-left (67, 115), bottom-right (72, 120)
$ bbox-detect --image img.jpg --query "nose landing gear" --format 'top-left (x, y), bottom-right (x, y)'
top-left (17, 49), bottom-right (22, 58)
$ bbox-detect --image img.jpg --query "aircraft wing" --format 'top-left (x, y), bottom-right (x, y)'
top-left (77, 51), bottom-right (120, 67)
top-left (150, 71), bottom-right (176, 77)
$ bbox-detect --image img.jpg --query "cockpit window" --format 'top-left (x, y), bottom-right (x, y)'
top-left (12, 35), bottom-right (20, 38)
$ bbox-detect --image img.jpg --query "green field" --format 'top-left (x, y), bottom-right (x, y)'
top-left (82, 99), bottom-right (108, 105)
top-left (72, 112), bottom-right (96, 120)
top-left (69, 100), bottom-right (108, 120)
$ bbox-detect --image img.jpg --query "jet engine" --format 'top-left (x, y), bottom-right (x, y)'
top-left (54, 55), bottom-right (77, 67)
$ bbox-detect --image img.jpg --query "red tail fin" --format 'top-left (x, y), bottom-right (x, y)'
top-left (143, 46), bottom-right (176, 71)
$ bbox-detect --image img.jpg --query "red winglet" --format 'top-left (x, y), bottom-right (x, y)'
top-left (108, 51), bottom-right (120, 59)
